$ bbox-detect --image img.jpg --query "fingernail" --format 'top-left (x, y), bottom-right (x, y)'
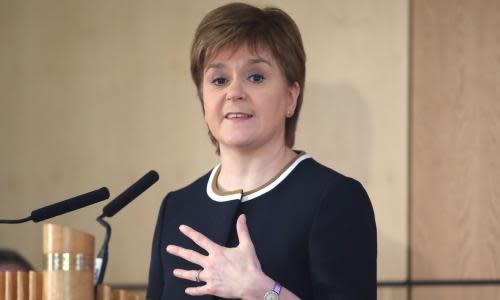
top-left (166, 245), bottom-right (173, 252)
top-left (179, 225), bottom-right (186, 231)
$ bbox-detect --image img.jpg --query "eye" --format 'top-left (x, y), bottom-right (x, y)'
top-left (248, 74), bottom-right (265, 83)
top-left (212, 77), bottom-right (228, 86)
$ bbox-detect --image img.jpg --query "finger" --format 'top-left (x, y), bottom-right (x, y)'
top-left (166, 245), bottom-right (206, 266)
top-left (173, 269), bottom-right (205, 283)
top-left (185, 284), bottom-right (212, 296)
top-left (179, 225), bottom-right (218, 252)
top-left (236, 214), bottom-right (252, 246)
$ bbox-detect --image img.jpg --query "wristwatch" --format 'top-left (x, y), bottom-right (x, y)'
top-left (264, 282), bottom-right (281, 300)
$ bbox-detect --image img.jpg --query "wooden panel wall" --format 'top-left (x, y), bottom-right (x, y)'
top-left (411, 0), bottom-right (500, 298)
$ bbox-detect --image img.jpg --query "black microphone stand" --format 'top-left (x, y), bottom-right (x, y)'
top-left (94, 214), bottom-right (111, 286)
top-left (0, 216), bottom-right (32, 224)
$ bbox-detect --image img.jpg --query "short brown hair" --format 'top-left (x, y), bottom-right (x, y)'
top-left (190, 2), bottom-right (306, 152)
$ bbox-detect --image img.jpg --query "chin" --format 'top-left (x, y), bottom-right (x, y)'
top-left (218, 136), bottom-right (259, 150)
top-left (221, 140), bottom-right (255, 149)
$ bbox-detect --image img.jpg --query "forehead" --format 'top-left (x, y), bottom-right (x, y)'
top-left (205, 44), bottom-right (275, 67)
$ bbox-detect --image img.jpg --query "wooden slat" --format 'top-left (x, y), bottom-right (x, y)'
top-left (5, 272), bottom-right (16, 300)
top-left (413, 286), bottom-right (500, 300)
top-left (27, 272), bottom-right (41, 300)
top-left (112, 290), bottom-right (127, 300)
top-left (411, 0), bottom-right (500, 279)
top-left (15, 272), bottom-right (27, 300)
top-left (109, 289), bottom-right (145, 300)
top-left (1, 272), bottom-right (5, 300)
top-left (96, 285), bottom-right (112, 300)
top-left (130, 292), bottom-right (145, 300)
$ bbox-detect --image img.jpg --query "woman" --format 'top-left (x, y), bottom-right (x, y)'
top-left (147, 3), bottom-right (376, 300)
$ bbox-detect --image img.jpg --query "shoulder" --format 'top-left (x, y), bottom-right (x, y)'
top-left (296, 157), bottom-right (344, 181)
top-left (296, 158), bottom-right (373, 216)
top-left (294, 157), bottom-right (366, 194)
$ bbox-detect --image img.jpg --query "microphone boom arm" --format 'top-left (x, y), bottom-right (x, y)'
top-left (0, 216), bottom-right (32, 224)
top-left (94, 214), bottom-right (111, 285)
top-left (93, 170), bottom-right (159, 286)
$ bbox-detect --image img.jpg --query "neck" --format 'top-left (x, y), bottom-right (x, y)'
top-left (218, 142), bottom-right (297, 193)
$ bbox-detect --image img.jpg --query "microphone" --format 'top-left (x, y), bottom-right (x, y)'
top-left (0, 187), bottom-right (110, 224)
top-left (32, 187), bottom-right (110, 222)
top-left (101, 170), bottom-right (159, 218)
top-left (94, 170), bottom-right (159, 286)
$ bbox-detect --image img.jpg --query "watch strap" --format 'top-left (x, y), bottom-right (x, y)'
top-left (273, 282), bottom-right (281, 295)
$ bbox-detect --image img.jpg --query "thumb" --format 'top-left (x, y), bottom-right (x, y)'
top-left (236, 214), bottom-right (252, 246)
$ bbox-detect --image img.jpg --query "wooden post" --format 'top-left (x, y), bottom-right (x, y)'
top-left (43, 224), bottom-right (94, 300)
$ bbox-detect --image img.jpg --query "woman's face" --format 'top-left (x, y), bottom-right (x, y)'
top-left (202, 45), bottom-right (300, 153)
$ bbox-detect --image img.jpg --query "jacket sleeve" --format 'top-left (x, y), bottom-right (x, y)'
top-left (146, 194), bottom-right (170, 299)
top-left (308, 177), bottom-right (377, 300)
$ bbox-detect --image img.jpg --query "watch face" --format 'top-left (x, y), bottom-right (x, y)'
top-left (264, 291), bottom-right (278, 300)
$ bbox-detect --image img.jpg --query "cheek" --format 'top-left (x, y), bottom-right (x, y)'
top-left (202, 97), bottom-right (218, 123)
top-left (259, 90), bottom-right (288, 113)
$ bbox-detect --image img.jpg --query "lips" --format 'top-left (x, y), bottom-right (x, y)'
top-left (224, 112), bottom-right (253, 119)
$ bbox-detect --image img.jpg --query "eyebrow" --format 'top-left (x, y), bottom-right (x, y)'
top-left (248, 58), bottom-right (272, 66)
top-left (205, 58), bottom-right (272, 73)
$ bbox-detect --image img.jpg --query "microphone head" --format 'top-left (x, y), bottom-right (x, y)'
top-left (102, 170), bottom-right (159, 218)
top-left (30, 187), bottom-right (110, 222)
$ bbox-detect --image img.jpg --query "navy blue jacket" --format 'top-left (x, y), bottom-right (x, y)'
top-left (147, 156), bottom-right (377, 300)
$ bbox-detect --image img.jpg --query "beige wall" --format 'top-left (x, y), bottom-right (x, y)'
top-left (0, 0), bottom-right (409, 284)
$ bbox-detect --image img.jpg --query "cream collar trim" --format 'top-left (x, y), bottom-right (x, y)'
top-left (206, 153), bottom-right (311, 202)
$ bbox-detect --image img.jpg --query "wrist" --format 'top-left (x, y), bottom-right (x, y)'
top-left (240, 270), bottom-right (274, 300)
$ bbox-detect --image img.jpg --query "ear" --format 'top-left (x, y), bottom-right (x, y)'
top-left (287, 81), bottom-right (300, 117)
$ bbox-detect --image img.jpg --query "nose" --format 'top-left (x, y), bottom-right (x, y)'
top-left (226, 77), bottom-right (245, 101)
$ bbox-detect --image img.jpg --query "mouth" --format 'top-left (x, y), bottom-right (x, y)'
top-left (224, 112), bottom-right (254, 119)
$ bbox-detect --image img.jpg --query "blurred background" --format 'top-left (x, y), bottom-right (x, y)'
top-left (0, 0), bottom-right (498, 299)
